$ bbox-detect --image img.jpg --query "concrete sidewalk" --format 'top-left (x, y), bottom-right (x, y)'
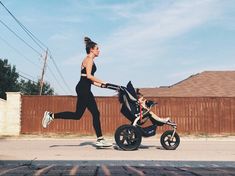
top-left (1, 136), bottom-right (235, 175)
top-left (0, 136), bottom-right (235, 161)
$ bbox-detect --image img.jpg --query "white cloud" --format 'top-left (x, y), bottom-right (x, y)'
top-left (102, 0), bottom-right (221, 61)
top-left (88, 0), bottom-right (227, 92)
top-left (80, 0), bottom-right (146, 19)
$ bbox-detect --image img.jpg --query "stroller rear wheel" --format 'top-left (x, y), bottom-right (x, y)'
top-left (115, 124), bottom-right (142, 151)
top-left (160, 130), bottom-right (180, 150)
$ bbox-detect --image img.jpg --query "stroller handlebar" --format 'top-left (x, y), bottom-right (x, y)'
top-left (105, 83), bottom-right (124, 91)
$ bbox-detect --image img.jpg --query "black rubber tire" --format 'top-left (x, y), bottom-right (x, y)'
top-left (115, 124), bottom-right (142, 151)
top-left (160, 130), bottom-right (180, 150)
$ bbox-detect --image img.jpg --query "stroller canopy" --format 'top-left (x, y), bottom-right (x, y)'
top-left (126, 81), bottom-right (138, 99)
top-left (118, 81), bottom-right (140, 121)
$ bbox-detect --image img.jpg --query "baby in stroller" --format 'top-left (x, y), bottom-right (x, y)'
top-left (136, 89), bottom-right (171, 124)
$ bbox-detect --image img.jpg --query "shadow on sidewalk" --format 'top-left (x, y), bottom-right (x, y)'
top-left (50, 141), bottom-right (94, 148)
top-left (112, 144), bottom-right (162, 151)
top-left (49, 142), bottom-right (114, 150)
top-left (49, 142), bottom-right (163, 151)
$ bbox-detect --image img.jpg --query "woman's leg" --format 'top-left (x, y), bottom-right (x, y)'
top-left (54, 93), bottom-right (87, 120)
top-left (86, 92), bottom-right (112, 147)
top-left (86, 92), bottom-right (102, 138)
top-left (42, 92), bottom-right (89, 128)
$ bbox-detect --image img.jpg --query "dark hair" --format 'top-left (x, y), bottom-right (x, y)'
top-left (84, 37), bottom-right (97, 54)
top-left (136, 88), bottom-right (143, 97)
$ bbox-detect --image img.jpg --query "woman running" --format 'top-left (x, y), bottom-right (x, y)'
top-left (42, 37), bottom-right (112, 147)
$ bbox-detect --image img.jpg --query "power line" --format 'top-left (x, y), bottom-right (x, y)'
top-left (49, 54), bottom-right (73, 94)
top-left (0, 0), bottom-right (47, 52)
top-left (0, 35), bottom-right (41, 69)
top-left (0, 19), bottom-right (42, 57)
top-left (0, 17), bottom-right (71, 93)
top-left (15, 68), bottom-right (38, 83)
top-left (19, 74), bottom-right (37, 84)
top-left (0, 1), bottom-right (73, 94)
top-left (46, 64), bottom-right (70, 94)
top-left (18, 69), bottom-right (38, 81)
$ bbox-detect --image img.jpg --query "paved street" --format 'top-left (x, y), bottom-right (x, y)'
top-left (0, 136), bottom-right (235, 175)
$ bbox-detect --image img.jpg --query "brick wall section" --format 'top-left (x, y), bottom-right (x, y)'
top-left (21, 96), bottom-right (130, 135)
top-left (21, 96), bottom-right (235, 135)
top-left (1, 93), bottom-right (234, 136)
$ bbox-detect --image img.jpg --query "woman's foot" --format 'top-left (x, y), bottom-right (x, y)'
top-left (42, 111), bottom-right (54, 128)
top-left (95, 137), bottom-right (112, 147)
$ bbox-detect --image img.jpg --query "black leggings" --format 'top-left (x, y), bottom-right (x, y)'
top-left (54, 91), bottom-right (102, 138)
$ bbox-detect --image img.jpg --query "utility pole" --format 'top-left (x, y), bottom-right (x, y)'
top-left (39, 49), bottom-right (48, 95)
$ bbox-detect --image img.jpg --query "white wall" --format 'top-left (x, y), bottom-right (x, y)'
top-left (0, 92), bottom-right (21, 135)
top-left (0, 98), bottom-right (6, 134)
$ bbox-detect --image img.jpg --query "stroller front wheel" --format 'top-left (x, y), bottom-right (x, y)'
top-left (160, 130), bottom-right (180, 150)
top-left (115, 124), bottom-right (142, 151)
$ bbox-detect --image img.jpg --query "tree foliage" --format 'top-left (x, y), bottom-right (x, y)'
top-left (0, 59), bottom-right (20, 99)
top-left (0, 59), bottom-right (54, 99)
top-left (19, 79), bottom-right (54, 95)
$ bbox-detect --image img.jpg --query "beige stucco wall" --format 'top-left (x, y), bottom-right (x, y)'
top-left (0, 92), bottom-right (21, 135)
top-left (0, 98), bottom-right (6, 134)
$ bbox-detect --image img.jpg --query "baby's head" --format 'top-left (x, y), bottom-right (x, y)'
top-left (136, 88), bottom-right (144, 99)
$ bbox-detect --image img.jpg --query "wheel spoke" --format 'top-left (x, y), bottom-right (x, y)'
top-left (168, 137), bottom-right (176, 146)
top-left (120, 136), bottom-right (126, 143)
top-left (167, 140), bottom-right (171, 146)
top-left (164, 135), bottom-right (174, 146)
top-left (164, 136), bottom-right (170, 143)
top-left (126, 130), bottom-right (138, 144)
top-left (122, 129), bottom-right (129, 136)
top-left (120, 129), bottom-right (130, 144)
top-left (131, 137), bottom-right (138, 143)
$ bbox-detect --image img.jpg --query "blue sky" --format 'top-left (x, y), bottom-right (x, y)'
top-left (0, 0), bottom-right (235, 96)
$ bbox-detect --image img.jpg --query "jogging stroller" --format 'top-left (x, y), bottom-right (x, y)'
top-left (105, 81), bottom-right (180, 151)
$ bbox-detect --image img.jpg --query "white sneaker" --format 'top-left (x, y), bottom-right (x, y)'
top-left (42, 111), bottom-right (54, 128)
top-left (95, 138), bottom-right (112, 147)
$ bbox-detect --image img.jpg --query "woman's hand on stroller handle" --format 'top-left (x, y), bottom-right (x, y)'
top-left (103, 83), bottom-right (123, 91)
top-left (101, 83), bottom-right (107, 88)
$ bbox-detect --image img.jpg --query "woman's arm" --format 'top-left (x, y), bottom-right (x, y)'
top-left (93, 82), bottom-right (102, 87)
top-left (86, 57), bottom-right (105, 86)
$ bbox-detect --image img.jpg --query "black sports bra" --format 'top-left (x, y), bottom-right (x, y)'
top-left (81, 63), bottom-right (97, 75)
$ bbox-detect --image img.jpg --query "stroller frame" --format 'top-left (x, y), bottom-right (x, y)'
top-left (106, 82), bottom-right (180, 151)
